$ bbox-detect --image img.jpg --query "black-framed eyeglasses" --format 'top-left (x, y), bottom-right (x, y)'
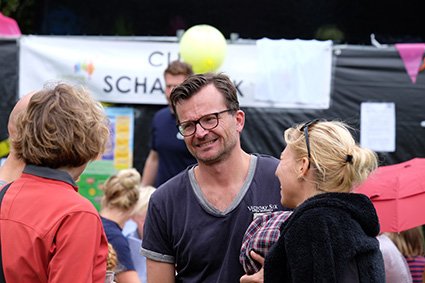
top-left (299, 119), bottom-right (319, 168)
top-left (177, 109), bottom-right (234, 137)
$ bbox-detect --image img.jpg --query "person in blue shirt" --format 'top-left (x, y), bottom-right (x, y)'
top-left (141, 60), bottom-right (196, 187)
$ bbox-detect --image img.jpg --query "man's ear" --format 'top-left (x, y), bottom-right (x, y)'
top-left (235, 110), bottom-right (245, 132)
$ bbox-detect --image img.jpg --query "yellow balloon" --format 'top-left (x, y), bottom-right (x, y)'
top-left (179, 25), bottom-right (227, 74)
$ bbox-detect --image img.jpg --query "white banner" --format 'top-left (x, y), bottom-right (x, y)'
top-left (19, 36), bottom-right (331, 108)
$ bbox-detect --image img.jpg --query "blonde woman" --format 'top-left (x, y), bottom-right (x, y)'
top-left (100, 168), bottom-right (142, 283)
top-left (263, 120), bottom-right (385, 282)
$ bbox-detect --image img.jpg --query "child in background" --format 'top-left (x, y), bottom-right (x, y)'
top-left (377, 233), bottom-right (412, 283)
top-left (123, 186), bottom-right (156, 283)
top-left (387, 226), bottom-right (425, 283)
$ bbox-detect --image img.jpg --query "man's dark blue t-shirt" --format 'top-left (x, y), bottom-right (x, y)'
top-left (141, 154), bottom-right (284, 283)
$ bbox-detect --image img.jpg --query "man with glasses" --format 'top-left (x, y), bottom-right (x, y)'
top-left (141, 73), bottom-right (284, 283)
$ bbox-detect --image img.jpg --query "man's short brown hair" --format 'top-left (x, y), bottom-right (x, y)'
top-left (170, 73), bottom-right (240, 117)
top-left (164, 60), bottom-right (193, 77)
top-left (12, 82), bottom-right (110, 168)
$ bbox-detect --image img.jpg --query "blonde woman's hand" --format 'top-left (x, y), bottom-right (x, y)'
top-left (240, 251), bottom-right (264, 283)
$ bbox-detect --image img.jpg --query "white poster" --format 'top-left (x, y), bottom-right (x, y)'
top-left (19, 35), bottom-right (331, 109)
top-left (360, 102), bottom-right (396, 152)
top-left (255, 38), bottom-right (332, 108)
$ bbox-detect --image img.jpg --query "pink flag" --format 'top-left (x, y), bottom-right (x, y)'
top-left (0, 12), bottom-right (21, 36)
top-left (395, 43), bottom-right (425, 84)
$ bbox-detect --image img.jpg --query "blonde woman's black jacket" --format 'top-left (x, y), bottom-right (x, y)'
top-left (264, 192), bottom-right (385, 283)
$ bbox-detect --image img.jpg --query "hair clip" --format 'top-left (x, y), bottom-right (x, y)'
top-left (345, 154), bottom-right (353, 164)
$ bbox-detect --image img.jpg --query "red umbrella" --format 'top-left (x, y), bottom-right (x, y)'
top-left (355, 158), bottom-right (425, 233)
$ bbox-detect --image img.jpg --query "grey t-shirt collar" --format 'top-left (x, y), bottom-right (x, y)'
top-left (188, 154), bottom-right (257, 216)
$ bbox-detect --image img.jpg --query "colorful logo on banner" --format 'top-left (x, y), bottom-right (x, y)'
top-left (395, 43), bottom-right (425, 84)
top-left (74, 61), bottom-right (95, 79)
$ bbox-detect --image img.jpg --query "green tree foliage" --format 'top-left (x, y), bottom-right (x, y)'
top-left (1, 0), bottom-right (36, 34)
top-left (0, 0), bottom-right (20, 16)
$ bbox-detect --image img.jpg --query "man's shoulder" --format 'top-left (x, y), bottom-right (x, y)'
top-left (153, 107), bottom-right (172, 119)
top-left (152, 107), bottom-right (177, 129)
top-left (254, 153), bottom-right (279, 161)
top-left (152, 170), bottom-right (190, 198)
top-left (252, 153), bottom-right (279, 169)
